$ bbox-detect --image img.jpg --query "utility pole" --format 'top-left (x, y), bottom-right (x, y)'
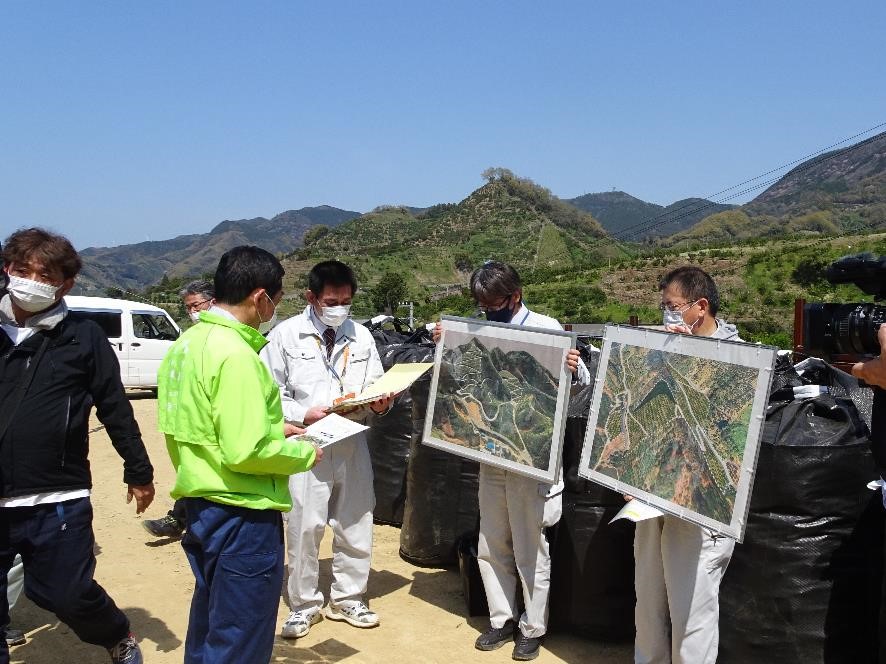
top-left (398, 301), bottom-right (414, 329)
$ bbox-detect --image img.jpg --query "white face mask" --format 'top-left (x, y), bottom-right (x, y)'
top-left (662, 308), bottom-right (685, 328)
top-left (258, 292), bottom-right (278, 334)
top-left (7, 275), bottom-right (62, 313)
top-left (663, 301), bottom-right (701, 331)
top-left (189, 311), bottom-right (201, 323)
top-left (318, 304), bottom-right (351, 329)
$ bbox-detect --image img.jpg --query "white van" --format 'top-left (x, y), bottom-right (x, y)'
top-left (64, 295), bottom-right (181, 389)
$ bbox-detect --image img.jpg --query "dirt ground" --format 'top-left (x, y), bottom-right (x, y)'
top-left (8, 394), bottom-right (632, 664)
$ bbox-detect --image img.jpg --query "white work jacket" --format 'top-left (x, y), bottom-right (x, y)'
top-left (260, 307), bottom-right (384, 426)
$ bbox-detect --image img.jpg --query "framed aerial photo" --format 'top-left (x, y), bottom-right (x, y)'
top-left (578, 324), bottom-right (777, 541)
top-left (422, 315), bottom-right (576, 484)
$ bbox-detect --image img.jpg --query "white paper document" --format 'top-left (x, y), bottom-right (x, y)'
top-left (609, 499), bottom-right (665, 524)
top-left (330, 362), bottom-right (433, 412)
top-left (290, 413), bottom-right (369, 448)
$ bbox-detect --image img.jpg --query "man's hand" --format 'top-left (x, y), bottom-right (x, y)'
top-left (852, 325), bottom-right (886, 389)
top-left (128, 483), bottom-right (155, 514)
top-left (303, 406), bottom-right (329, 425)
top-left (309, 444), bottom-right (324, 469)
top-left (284, 423), bottom-right (306, 437)
top-left (566, 348), bottom-right (581, 375)
top-left (432, 321), bottom-right (442, 344)
top-left (665, 323), bottom-right (692, 335)
top-left (369, 393), bottom-right (395, 414)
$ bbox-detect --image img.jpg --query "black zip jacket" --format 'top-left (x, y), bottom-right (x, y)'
top-left (0, 315), bottom-right (154, 497)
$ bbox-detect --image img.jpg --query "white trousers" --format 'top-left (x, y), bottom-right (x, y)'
top-left (634, 515), bottom-right (734, 664)
top-left (477, 466), bottom-right (562, 639)
top-left (6, 555), bottom-right (23, 611)
top-left (286, 436), bottom-right (375, 612)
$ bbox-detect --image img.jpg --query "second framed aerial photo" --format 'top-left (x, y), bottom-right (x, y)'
top-left (578, 324), bottom-right (777, 541)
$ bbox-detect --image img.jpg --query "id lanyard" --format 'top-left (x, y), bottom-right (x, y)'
top-left (515, 307), bottom-right (530, 326)
top-left (315, 335), bottom-right (350, 396)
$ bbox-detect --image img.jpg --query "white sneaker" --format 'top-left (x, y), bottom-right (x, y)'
top-left (280, 609), bottom-right (321, 639)
top-left (324, 601), bottom-right (379, 628)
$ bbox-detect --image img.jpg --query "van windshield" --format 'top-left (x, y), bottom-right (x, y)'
top-left (133, 313), bottom-right (179, 341)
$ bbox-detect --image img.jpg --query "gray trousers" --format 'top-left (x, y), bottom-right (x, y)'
top-left (634, 515), bottom-right (734, 664)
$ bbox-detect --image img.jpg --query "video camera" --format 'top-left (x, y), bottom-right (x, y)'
top-left (801, 253), bottom-right (886, 360)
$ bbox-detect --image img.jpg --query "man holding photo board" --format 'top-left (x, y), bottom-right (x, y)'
top-left (434, 261), bottom-right (589, 661)
top-left (631, 266), bottom-right (742, 664)
top-left (260, 260), bottom-right (393, 639)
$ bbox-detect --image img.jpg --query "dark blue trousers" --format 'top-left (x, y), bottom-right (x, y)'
top-left (181, 497), bottom-right (284, 664)
top-left (0, 498), bottom-right (130, 664)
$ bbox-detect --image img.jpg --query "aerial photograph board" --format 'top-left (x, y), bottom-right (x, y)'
top-left (578, 324), bottom-right (777, 541)
top-left (422, 315), bottom-right (575, 483)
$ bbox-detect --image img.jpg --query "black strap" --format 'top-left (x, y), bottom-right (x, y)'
top-left (0, 334), bottom-right (50, 444)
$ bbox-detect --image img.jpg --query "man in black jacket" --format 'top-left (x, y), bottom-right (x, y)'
top-left (0, 228), bottom-right (155, 664)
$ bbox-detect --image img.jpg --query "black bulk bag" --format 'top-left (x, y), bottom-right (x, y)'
top-left (549, 346), bottom-right (636, 639)
top-left (364, 340), bottom-right (435, 527)
top-left (399, 369), bottom-right (481, 567)
top-left (719, 358), bottom-right (883, 664)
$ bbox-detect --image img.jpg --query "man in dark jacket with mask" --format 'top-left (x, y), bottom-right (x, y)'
top-left (0, 228), bottom-right (155, 664)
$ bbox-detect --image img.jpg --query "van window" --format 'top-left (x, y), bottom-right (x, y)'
top-left (68, 310), bottom-right (123, 338)
top-left (133, 313), bottom-right (179, 341)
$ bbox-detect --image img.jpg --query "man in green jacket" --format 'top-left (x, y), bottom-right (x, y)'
top-left (158, 246), bottom-right (319, 664)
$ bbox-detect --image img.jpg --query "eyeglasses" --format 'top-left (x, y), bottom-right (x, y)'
top-left (477, 295), bottom-right (512, 313)
top-left (185, 299), bottom-right (212, 313)
top-left (658, 299), bottom-right (698, 313)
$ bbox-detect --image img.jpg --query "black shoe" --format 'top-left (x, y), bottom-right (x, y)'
top-left (512, 633), bottom-right (541, 661)
top-left (475, 620), bottom-right (515, 651)
top-left (5, 628), bottom-right (25, 646)
top-left (142, 514), bottom-right (185, 538)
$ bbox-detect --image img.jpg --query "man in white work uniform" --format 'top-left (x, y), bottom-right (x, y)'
top-left (632, 265), bottom-right (741, 664)
top-left (435, 261), bottom-right (590, 661)
top-left (261, 260), bottom-right (392, 639)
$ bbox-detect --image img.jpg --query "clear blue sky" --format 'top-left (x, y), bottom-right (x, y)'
top-left (1, 1), bottom-right (884, 249)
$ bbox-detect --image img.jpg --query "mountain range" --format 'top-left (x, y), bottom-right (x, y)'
top-left (566, 191), bottom-right (735, 239)
top-left (76, 206), bottom-right (359, 295)
top-left (73, 130), bottom-right (886, 295)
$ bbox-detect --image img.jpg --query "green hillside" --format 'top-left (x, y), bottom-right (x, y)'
top-left (281, 170), bottom-right (613, 319)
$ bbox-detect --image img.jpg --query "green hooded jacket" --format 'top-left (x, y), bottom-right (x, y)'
top-left (157, 310), bottom-right (316, 511)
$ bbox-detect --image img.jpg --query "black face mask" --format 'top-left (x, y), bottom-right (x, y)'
top-left (485, 302), bottom-right (514, 323)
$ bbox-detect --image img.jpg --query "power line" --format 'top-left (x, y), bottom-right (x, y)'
top-left (599, 122), bottom-right (886, 246)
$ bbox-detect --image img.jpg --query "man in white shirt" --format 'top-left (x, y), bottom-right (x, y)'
top-left (261, 260), bottom-right (393, 639)
top-left (435, 261), bottom-right (590, 661)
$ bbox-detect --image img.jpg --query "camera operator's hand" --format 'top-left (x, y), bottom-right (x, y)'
top-left (852, 325), bottom-right (886, 389)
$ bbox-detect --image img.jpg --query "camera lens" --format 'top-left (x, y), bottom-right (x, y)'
top-left (804, 303), bottom-right (886, 357)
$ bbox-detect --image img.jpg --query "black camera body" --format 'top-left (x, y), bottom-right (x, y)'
top-left (802, 253), bottom-right (886, 360)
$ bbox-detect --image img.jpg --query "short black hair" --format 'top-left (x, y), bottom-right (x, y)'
top-left (469, 260), bottom-right (521, 302)
top-left (659, 266), bottom-right (720, 317)
top-left (214, 246), bottom-right (284, 305)
top-left (307, 260), bottom-right (357, 296)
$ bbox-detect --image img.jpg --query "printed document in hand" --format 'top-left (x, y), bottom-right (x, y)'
top-left (290, 413), bottom-right (370, 448)
top-left (330, 362), bottom-right (433, 412)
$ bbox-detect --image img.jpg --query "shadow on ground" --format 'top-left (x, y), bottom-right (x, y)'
top-left (9, 601), bottom-right (181, 663)
top-left (271, 637), bottom-right (360, 663)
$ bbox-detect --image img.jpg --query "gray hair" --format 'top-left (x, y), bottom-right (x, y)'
top-left (469, 260), bottom-right (522, 302)
top-left (179, 279), bottom-right (215, 301)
